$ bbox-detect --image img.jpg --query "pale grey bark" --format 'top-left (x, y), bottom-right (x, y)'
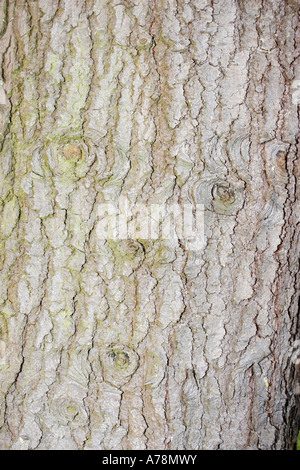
top-left (0, 0), bottom-right (299, 450)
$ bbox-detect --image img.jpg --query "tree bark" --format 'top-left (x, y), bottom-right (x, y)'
top-left (0, 0), bottom-right (299, 450)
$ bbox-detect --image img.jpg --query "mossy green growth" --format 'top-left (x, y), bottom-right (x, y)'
top-left (297, 430), bottom-right (300, 450)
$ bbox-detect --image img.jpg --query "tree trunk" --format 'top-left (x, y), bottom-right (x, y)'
top-left (0, 0), bottom-right (299, 451)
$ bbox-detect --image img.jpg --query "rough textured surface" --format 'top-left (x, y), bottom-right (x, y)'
top-left (0, 0), bottom-right (299, 450)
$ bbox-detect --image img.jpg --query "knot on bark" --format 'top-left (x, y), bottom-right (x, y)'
top-left (108, 239), bottom-right (145, 275)
top-left (63, 143), bottom-right (83, 161)
top-left (194, 175), bottom-right (245, 216)
top-left (263, 140), bottom-right (290, 187)
top-left (212, 183), bottom-right (236, 205)
top-left (50, 394), bottom-right (87, 426)
top-left (45, 134), bottom-right (97, 180)
top-left (101, 343), bottom-right (140, 387)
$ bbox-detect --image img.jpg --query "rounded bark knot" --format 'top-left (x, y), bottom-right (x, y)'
top-left (211, 181), bottom-right (242, 215)
top-left (120, 239), bottom-right (144, 261)
top-left (271, 146), bottom-right (288, 187)
top-left (101, 343), bottom-right (140, 387)
top-left (211, 180), bottom-right (245, 215)
top-left (194, 176), bottom-right (245, 216)
top-left (144, 348), bottom-right (167, 389)
top-left (50, 395), bottom-right (86, 426)
top-left (273, 149), bottom-right (289, 185)
top-left (45, 134), bottom-right (97, 180)
top-left (63, 143), bottom-right (82, 161)
top-left (130, 28), bottom-right (153, 50)
top-left (265, 141), bottom-right (289, 186)
top-left (154, 242), bottom-right (176, 265)
top-left (212, 184), bottom-right (235, 205)
top-left (276, 150), bottom-right (287, 172)
top-left (109, 239), bottom-right (145, 275)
